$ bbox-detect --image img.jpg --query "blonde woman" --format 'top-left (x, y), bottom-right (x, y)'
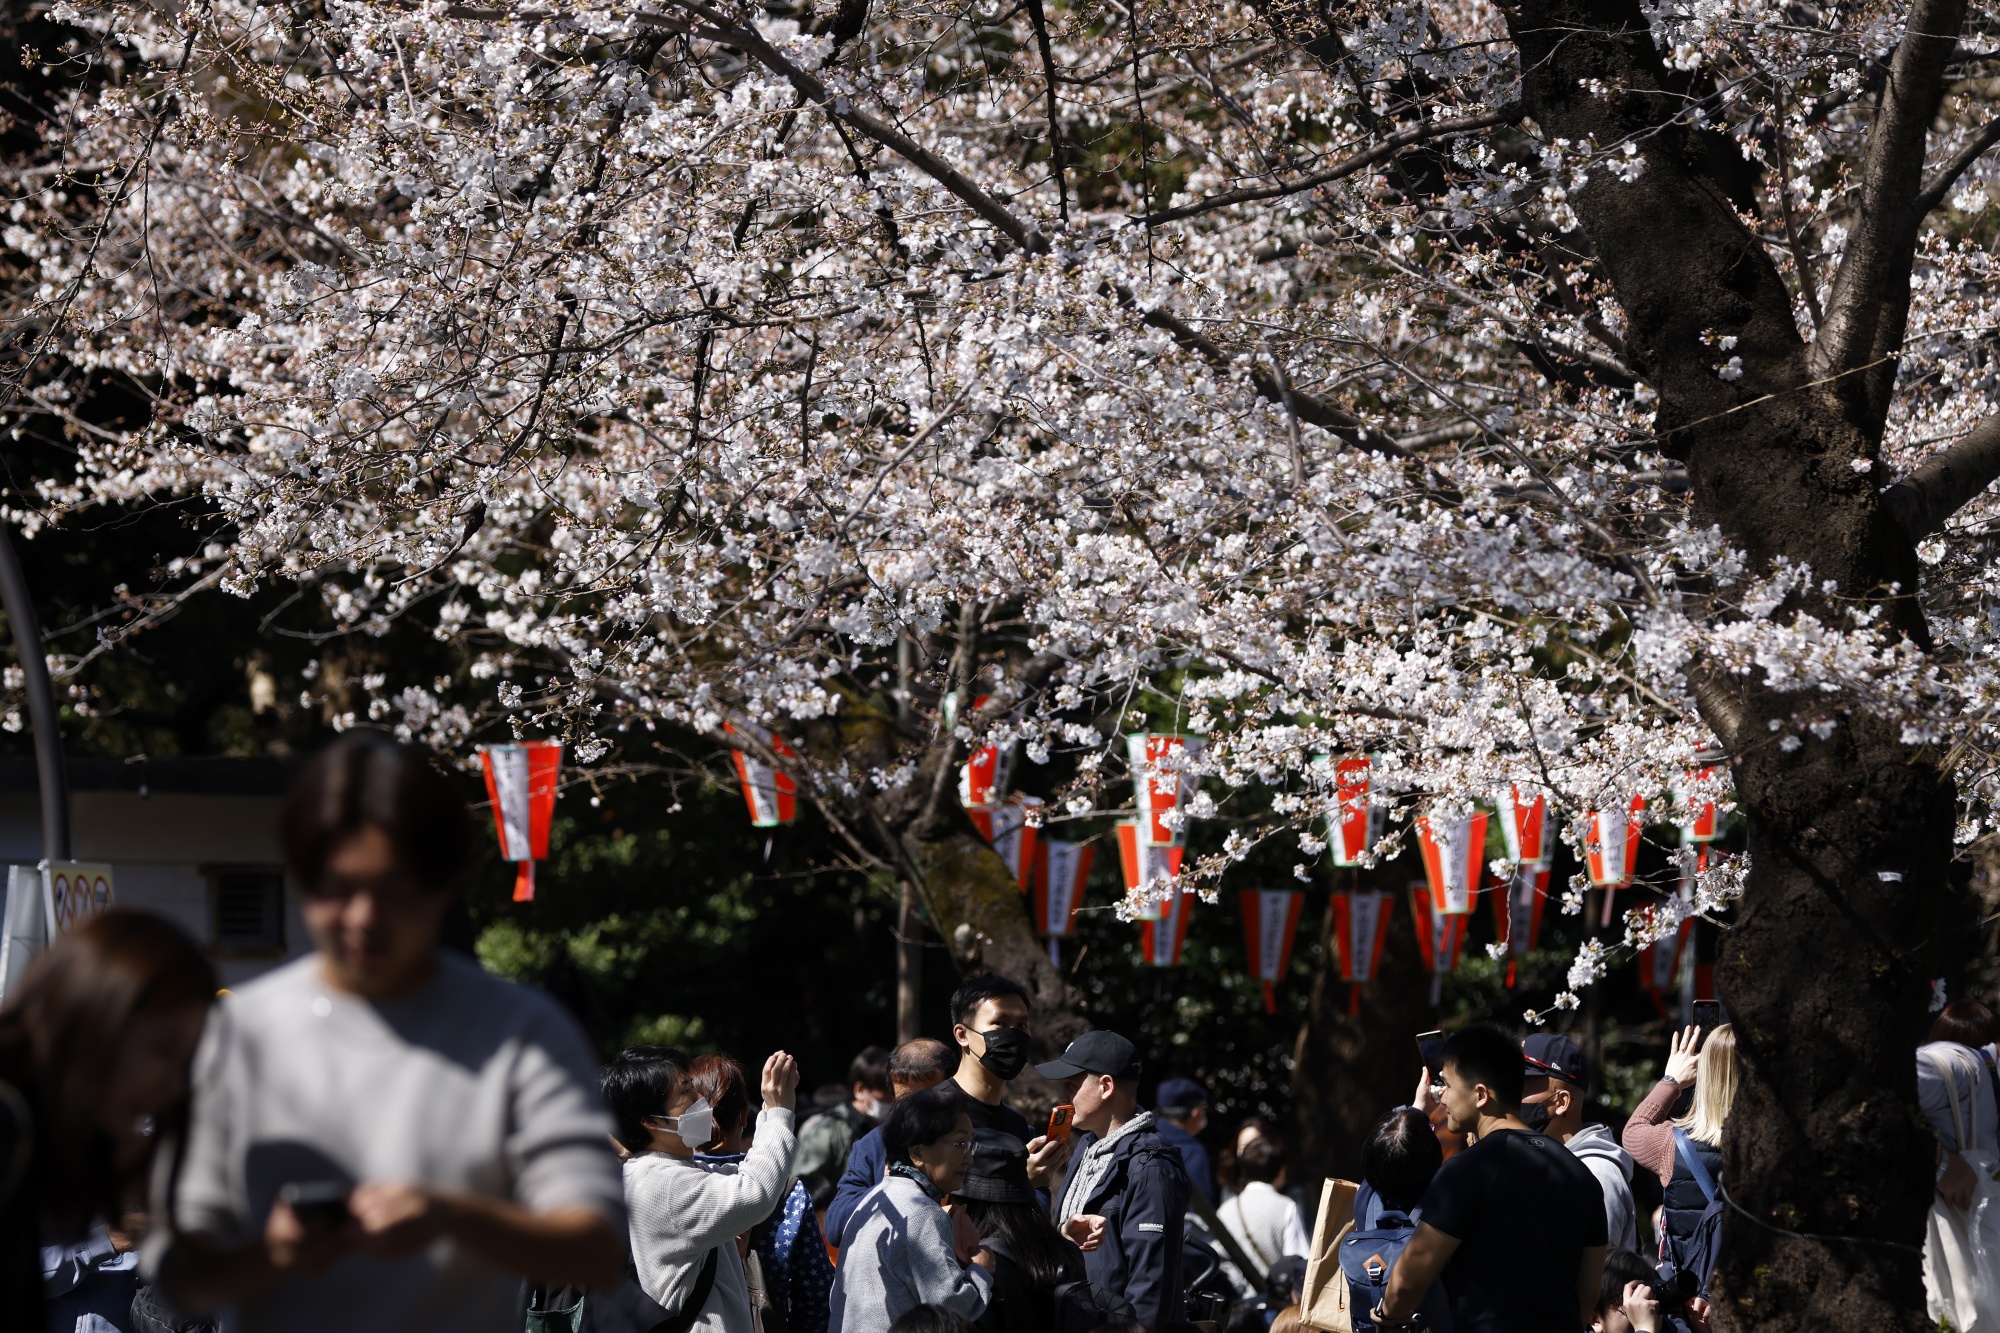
top-left (1621, 1023), bottom-right (1737, 1296)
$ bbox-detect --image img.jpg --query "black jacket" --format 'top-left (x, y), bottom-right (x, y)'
top-left (1051, 1117), bottom-right (1191, 1331)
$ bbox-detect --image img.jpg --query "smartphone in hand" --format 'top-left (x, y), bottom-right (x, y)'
top-left (1690, 1000), bottom-right (1722, 1050)
top-left (1416, 1030), bottom-right (1448, 1083)
top-left (1047, 1104), bottom-right (1075, 1143)
top-left (278, 1181), bottom-right (351, 1230)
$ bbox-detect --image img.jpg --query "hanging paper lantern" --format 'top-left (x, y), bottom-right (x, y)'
top-left (1417, 809), bottom-right (1489, 915)
top-left (1496, 783), bottom-right (1553, 864)
top-left (1491, 861), bottom-right (1550, 989)
top-left (1410, 881), bottom-right (1469, 1006)
top-left (958, 695), bottom-right (1015, 811)
top-left (724, 721), bottom-right (799, 828)
top-left (981, 795), bottom-right (1042, 892)
top-left (1127, 733), bottom-right (1205, 847)
top-left (1332, 891), bottom-right (1395, 985)
top-left (1240, 890), bottom-right (1305, 1014)
top-left (1327, 756), bottom-right (1388, 867)
top-left (480, 740), bottom-right (562, 902)
top-left (1141, 886), bottom-right (1195, 967)
top-left (1584, 796), bottom-right (1645, 887)
top-left (1034, 840), bottom-right (1094, 938)
top-left (1586, 795), bottom-right (1645, 926)
top-left (1116, 820), bottom-right (1185, 921)
top-left (1677, 767), bottom-right (1724, 843)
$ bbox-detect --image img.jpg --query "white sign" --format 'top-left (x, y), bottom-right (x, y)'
top-left (43, 862), bottom-right (115, 939)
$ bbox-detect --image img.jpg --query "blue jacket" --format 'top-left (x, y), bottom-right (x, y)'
top-left (1051, 1118), bottom-right (1190, 1331)
top-left (825, 1124), bottom-right (888, 1248)
top-left (1156, 1119), bottom-right (1214, 1202)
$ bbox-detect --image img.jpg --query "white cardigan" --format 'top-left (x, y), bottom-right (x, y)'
top-left (623, 1107), bottom-right (797, 1332)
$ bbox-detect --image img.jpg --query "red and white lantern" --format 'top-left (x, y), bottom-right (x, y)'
top-left (1332, 891), bottom-right (1396, 985)
top-left (480, 740), bottom-right (562, 902)
top-left (1128, 733), bottom-right (1204, 847)
top-left (724, 721), bottom-right (798, 829)
top-left (1585, 795), bottom-right (1645, 887)
top-left (958, 695), bottom-right (1015, 811)
top-left (1116, 819), bottom-right (1185, 921)
top-left (1496, 784), bottom-right (1553, 865)
top-left (1585, 794), bottom-right (1645, 925)
top-left (1677, 767), bottom-right (1723, 843)
top-left (977, 795), bottom-right (1042, 892)
top-left (1410, 880), bottom-right (1470, 1006)
top-left (1034, 840), bottom-right (1094, 939)
top-left (1417, 809), bottom-right (1489, 915)
top-left (1240, 890), bottom-right (1305, 1014)
top-left (1141, 885), bottom-right (1195, 967)
top-left (1327, 756), bottom-right (1387, 867)
top-left (1491, 861), bottom-right (1550, 988)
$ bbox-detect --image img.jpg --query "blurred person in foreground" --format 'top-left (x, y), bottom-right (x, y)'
top-left (796, 1047), bottom-right (892, 1211)
top-left (149, 733), bottom-right (625, 1332)
top-left (691, 1052), bottom-right (832, 1333)
top-left (1381, 1025), bottom-right (1607, 1333)
top-left (0, 912), bottom-right (215, 1330)
top-left (607, 1045), bottom-right (800, 1331)
top-left (828, 1084), bottom-right (991, 1333)
top-left (824, 1039), bottom-right (956, 1246)
top-left (1040, 1031), bottom-right (1190, 1332)
top-left (1520, 1033), bottom-right (1638, 1253)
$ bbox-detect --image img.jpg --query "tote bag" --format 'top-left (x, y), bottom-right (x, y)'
top-left (1924, 1044), bottom-right (2000, 1333)
top-left (1299, 1177), bottom-right (1359, 1332)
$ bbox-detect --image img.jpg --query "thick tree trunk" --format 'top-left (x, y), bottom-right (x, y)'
top-left (1715, 704), bottom-right (1968, 1325)
top-left (1290, 883), bottom-right (1437, 1187)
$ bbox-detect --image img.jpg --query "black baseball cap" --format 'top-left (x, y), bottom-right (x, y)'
top-left (1035, 1030), bottom-right (1143, 1081)
top-left (1157, 1077), bottom-right (1208, 1115)
top-left (1523, 1032), bottom-right (1588, 1086)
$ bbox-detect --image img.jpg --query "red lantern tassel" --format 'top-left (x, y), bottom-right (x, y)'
top-left (513, 860), bottom-right (536, 903)
top-left (1348, 984), bottom-right (1362, 1016)
top-left (1506, 959), bottom-right (1517, 989)
top-left (1262, 981), bottom-right (1277, 1015)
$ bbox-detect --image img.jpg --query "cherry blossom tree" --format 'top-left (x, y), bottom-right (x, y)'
top-left (4, 0), bottom-right (1999, 1323)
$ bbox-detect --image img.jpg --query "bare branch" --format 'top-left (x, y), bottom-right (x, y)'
top-left (1909, 114), bottom-right (2000, 223)
top-left (1882, 413), bottom-right (2000, 541)
top-left (1141, 104), bottom-right (1522, 226)
top-left (1811, 0), bottom-right (1968, 381)
top-left (653, 0), bottom-right (1053, 255)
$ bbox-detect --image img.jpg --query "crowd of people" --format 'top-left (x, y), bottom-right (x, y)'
top-left (0, 733), bottom-right (1967, 1333)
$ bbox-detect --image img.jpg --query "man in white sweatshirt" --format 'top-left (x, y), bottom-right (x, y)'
top-left (606, 1046), bottom-right (801, 1331)
top-left (1521, 1033), bottom-right (1639, 1253)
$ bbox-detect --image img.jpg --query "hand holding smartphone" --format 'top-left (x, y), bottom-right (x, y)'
top-left (1416, 1030), bottom-right (1448, 1083)
top-left (1691, 1000), bottom-right (1722, 1051)
top-left (278, 1180), bottom-right (352, 1231)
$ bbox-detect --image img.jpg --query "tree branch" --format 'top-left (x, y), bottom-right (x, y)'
top-left (1141, 104), bottom-right (1522, 226)
top-left (1881, 413), bottom-right (2000, 541)
top-left (1811, 0), bottom-right (1968, 382)
top-left (1909, 114), bottom-right (2000, 223)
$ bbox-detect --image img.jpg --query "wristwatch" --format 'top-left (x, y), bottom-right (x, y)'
top-left (1371, 1303), bottom-right (1416, 1329)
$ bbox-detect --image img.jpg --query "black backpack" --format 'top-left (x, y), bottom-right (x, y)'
top-left (1658, 1130), bottom-right (1724, 1300)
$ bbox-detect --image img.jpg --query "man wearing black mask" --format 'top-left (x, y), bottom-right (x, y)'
top-left (949, 974), bottom-right (1070, 1189)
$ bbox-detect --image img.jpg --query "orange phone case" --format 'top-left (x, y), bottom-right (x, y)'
top-left (1048, 1104), bottom-right (1075, 1141)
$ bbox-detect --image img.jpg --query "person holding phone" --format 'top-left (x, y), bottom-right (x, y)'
top-left (1621, 1020), bottom-right (1738, 1297)
top-left (148, 734), bottom-right (626, 1333)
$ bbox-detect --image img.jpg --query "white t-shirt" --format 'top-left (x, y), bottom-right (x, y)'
top-left (1219, 1179), bottom-right (1311, 1272)
top-left (154, 952), bottom-right (626, 1333)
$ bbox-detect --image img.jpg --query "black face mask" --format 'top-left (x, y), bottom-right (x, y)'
top-left (974, 1026), bottom-right (1031, 1081)
top-left (1518, 1097), bottom-right (1551, 1133)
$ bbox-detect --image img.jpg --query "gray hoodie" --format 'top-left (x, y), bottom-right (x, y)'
top-left (1567, 1123), bottom-right (1639, 1253)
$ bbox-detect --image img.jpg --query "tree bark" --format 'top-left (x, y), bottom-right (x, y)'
top-left (1290, 878), bottom-right (1436, 1187)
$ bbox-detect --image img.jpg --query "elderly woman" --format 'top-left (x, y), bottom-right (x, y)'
top-left (828, 1084), bottom-right (991, 1333)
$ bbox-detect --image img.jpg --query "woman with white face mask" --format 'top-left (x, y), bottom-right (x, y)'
top-left (602, 1045), bottom-right (801, 1331)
